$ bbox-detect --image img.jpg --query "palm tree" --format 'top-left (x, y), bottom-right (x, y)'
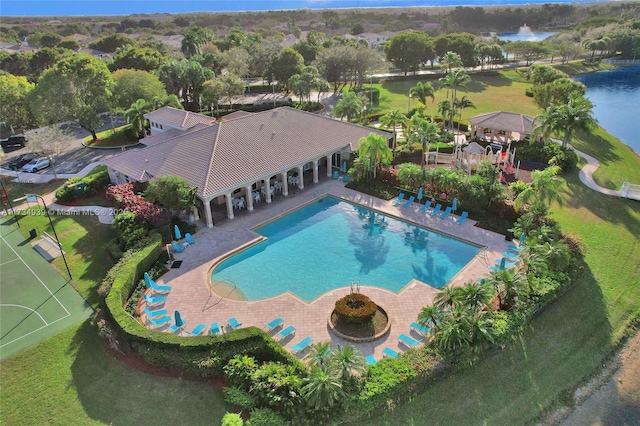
top-left (458, 280), bottom-right (494, 316)
top-left (410, 81), bottom-right (436, 106)
top-left (514, 165), bottom-right (565, 210)
top-left (357, 133), bottom-right (392, 179)
top-left (437, 99), bottom-right (451, 129)
top-left (439, 68), bottom-right (471, 130)
top-left (533, 104), bottom-right (562, 144)
top-left (434, 286), bottom-right (462, 309)
top-left (306, 342), bottom-right (332, 370)
top-left (417, 304), bottom-right (442, 332)
top-left (301, 366), bottom-right (344, 411)
top-left (152, 94), bottom-right (183, 110)
top-left (440, 51), bottom-right (463, 74)
top-left (488, 268), bottom-right (528, 310)
top-left (556, 96), bottom-right (596, 148)
top-left (124, 98), bottom-right (151, 138)
top-left (181, 28), bottom-right (206, 59)
top-left (329, 344), bottom-right (367, 384)
top-left (454, 95), bottom-right (475, 131)
top-left (333, 91), bottom-right (363, 122)
top-left (380, 109), bottom-right (408, 167)
top-left (407, 116), bottom-right (439, 170)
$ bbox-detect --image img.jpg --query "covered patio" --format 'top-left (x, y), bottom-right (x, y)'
top-left (468, 111), bottom-right (539, 144)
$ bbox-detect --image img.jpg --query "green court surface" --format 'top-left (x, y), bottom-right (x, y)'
top-left (0, 218), bottom-right (92, 360)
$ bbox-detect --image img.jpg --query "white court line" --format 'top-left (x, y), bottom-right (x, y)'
top-left (0, 258), bottom-right (20, 267)
top-left (0, 304), bottom-right (49, 325)
top-left (0, 234), bottom-right (72, 348)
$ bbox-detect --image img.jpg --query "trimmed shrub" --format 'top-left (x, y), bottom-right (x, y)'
top-left (221, 413), bottom-right (244, 426)
top-left (54, 167), bottom-right (109, 202)
top-left (224, 386), bottom-right (257, 411)
top-left (245, 408), bottom-right (289, 426)
top-left (334, 293), bottom-right (378, 324)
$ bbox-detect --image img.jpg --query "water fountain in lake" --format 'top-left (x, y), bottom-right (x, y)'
top-left (518, 24), bottom-right (538, 41)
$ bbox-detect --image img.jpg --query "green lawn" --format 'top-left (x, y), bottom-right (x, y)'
top-left (0, 322), bottom-right (229, 425)
top-left (83, 125), bottom-right (139, 147)
top-left (369, 131), bottom-right (640, 424)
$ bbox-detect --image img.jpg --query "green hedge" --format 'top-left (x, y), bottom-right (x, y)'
top-left (104, 232), bottom-right (303, 377)
top-left (55, 166), bottom-right (109, 202)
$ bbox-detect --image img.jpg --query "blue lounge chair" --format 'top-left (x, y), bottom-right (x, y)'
top-left (399, 333), bottom-right (423, 348)
top-left (503, 251), bottom-right (519, 259)
top-left (171, 241), bottom-right (185, 253)
top-left (402, 195), bottom-right (415, 207)
top-left (332, 170), bottom-right (339, 179)
top-left (410, 321), bottom-right (430, 335)
top-left (419, 200), bottom-right (432, 212)
top-left (210, 322), bottom-right (220, 335)
top-left (185, 233), bottom-right (196, 245)
top-left (456, 211), bottom-right (468, 225)
top-left (143, 306), bottom-right (168, 317)
top-left (169, 321), bottom-right (186, 333)
top-left (439, 206), bottom-right (452, 219)
top-left (429, 203), bottom-right (442, 216)
top-left (341, 175), bottom-right (350, 183)
top-left (190, 323), bottom-right (206, 336)
top-left (148, 315), bottom-right (171, 328)
top-left (277, 325), bottom-right (296, 340)
top-left (263, 317), bottom-right (283, 332)
top-left (291, 336), bottom-right (313, 354)
top-left (382, 347), bottom-right (399, 358)
top-left (392, 193), bottom-right (405, 205)
top-left (143, 294), bottom-right (167, 305)
top-left (228, 317), bottom-right (242, 330)
top-left (146, 279), bottom-right (171, 293)
top-left (366, 355), bottom-right (377, 365)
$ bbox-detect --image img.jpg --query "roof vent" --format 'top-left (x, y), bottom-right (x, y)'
top-left (271, 132), bottom-right (276, 138)
top-left (145, 159), bottom-right (149, 162)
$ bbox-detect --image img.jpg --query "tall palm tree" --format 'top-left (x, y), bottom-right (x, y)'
top-left (514, 165), bottom-right (565, 210)
top-left (439, 68), bottom-right (471, 130)
top-left (181, 28), bottom-right (206, 59)
top-left (329, 344), bottom-right (367, 384)
top-left (152, 94), bottom-right (183, 110)
top-left (556, 96), bottom-right (596, 148)
top-left (487, 268), bottom-right (528, 310)
top-left (380, 109), bottom-right (408, 167)
top-left (410, 81), bottom-right (436, 106)
top-left (437, 99), bottom-right (451, 128)
top-left (301, 366), bottom-right (344, 411)
top-left (333, 91), bottom-right (363, 122)
top-left (124, 98), bottom-right (151, 138)
top-left (407, 116), bottom-right (439, 170)
top-left (440, 51), bottom-right (463, 74)
top-left (357, 133), bottom-right (392, 179)
top-left (533, 104), bottom-right (562, 144)
top-left (454, 95), bottom-right (476, 131)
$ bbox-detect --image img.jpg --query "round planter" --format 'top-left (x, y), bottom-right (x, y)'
top-left (328, 306), bottom-right (390, 343)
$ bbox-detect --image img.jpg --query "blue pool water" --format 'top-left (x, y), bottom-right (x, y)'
top-left (211, 197), bottom-right (480, 302)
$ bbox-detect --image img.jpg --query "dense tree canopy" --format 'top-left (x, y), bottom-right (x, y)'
top-left (0, 74), bottom-right (38, 129)
top-left (112, 69), bottom-right (168, 110)
top-left (384, 32), bottom-right (433, 74)
top-left (109, 46), bottom-right (166, 72)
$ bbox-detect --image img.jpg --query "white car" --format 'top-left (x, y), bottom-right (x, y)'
top-left (21, 157), bottom-right (50, 173)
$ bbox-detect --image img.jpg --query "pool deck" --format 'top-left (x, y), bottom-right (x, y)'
top-left (151, 178), bottom-right (513, 360)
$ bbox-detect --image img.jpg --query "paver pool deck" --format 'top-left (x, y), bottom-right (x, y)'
top-left (152, 178), bottom-right (513, 360)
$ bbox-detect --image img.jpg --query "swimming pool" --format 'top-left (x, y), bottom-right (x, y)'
top-left (210, 197), bottom-right (481, 302)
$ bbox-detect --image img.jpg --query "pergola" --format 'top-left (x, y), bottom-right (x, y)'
top-left (468, 111), bottom-right (539, 143)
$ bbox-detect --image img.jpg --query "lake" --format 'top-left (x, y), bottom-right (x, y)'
top-left (575, 64), bottom-right (640, 154)
top-left (497, 30), bottom-right (557, 42)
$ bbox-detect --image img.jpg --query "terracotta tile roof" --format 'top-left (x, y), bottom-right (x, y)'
top-left (141, 124), bottom-right (211, 147)
top-left (468, 111), bottom-right (535, 134)
top-left (220, 110), bottom-right (254, 121)
top-left (144, 107), bottom-right (215, 130)
top-left (105, 107), bottom-right (391, 199)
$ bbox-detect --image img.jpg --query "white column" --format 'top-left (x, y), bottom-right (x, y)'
top-left (297, 166), bottom-right (304, 189)
top-left (326, 155), bottom-right (332, 177)
top-left (225, 193), bottom-right (234, 219)
top-left (281, 172), bottom-right (289, 196)
top-left (265, 179), bottom-right (272, 203)
top-left (313, 160), bottom-right (319, 183)
top-left (245, 185), bottom-right (254, 211)
top-left (204, 198), bottom-right (213, 228)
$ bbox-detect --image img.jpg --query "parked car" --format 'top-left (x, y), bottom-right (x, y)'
top-left (21, 157), bottom-right (50, 173)
top-left (5, 152), bottom-right (41, 170)
top-left (1, 134), bottom-right (27, 151)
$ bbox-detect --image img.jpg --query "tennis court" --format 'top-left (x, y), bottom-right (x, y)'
top-left (0, 218), bottom-right (92, 360)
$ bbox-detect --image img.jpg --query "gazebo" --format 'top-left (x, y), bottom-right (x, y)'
top-left (468, 111), bottom-right (539, 143)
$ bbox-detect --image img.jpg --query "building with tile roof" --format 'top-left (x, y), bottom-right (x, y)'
top-left (104, 106), bottom-right (391, 227)
top-left (145, 106), bottom-right (216, 135)
top-left (468, 111), bottom-right (539, 142)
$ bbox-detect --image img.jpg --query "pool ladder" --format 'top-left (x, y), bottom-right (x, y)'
top-left (350, 279), bottom-right (361, 294)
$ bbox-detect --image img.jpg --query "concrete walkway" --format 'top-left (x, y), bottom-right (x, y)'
top-left (573, 148), bottom-right (621, 196)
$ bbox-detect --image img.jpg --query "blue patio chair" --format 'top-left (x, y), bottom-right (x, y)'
top-left (291, 336), bottom-right (313, 354)
top-left (402, 195), bottom-right (415, 207)
top-left (399, 333), bottom-right (423, 348)
top-left (148, 315), bottom-right (171, 328)
top-left (171, 241), bottom-right (185, 253)
top-left (143, 306), bottom-right (168, 317)
top-left (429, 203), bottom-right (442, 216)
top-left (263, 317), bottom-right (284, 332)
top-left (228, 317), bottom-right (242, 330)
top-left (332, 170), bottom-right (339, 179)
top-left (277, 325), bottom-right (296, 340)
top-left (341, 175), bottom-right (350, 183)
top-left (190, 323), bottom-right (206, 336)
top-left (419, 200), bottom-right (432, 213)
top-left (382, 347), bottom-right (399, 358)
top-left (410, 321), bottom-right (430, 335)
top-left (169, 321), bottom-right (187, 333)
top-left (503, 251), bottom-right (519, 260)
top-left (439, 206), bottom-right (452, 219)
top-left (366, 355), bottom-right (377, 365)
top-left (185, 233), bottom-right (196, 245)
top-left (456, 211), bottom-right (468, 225)
top-left (143, 294), bottom-right (167, 305)
top-left (147, 279), bottom-right (171, 293)
top-left (210, 322), bottom-right (220, 335)
top-left (392, 193), bottom-right (405, 205)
